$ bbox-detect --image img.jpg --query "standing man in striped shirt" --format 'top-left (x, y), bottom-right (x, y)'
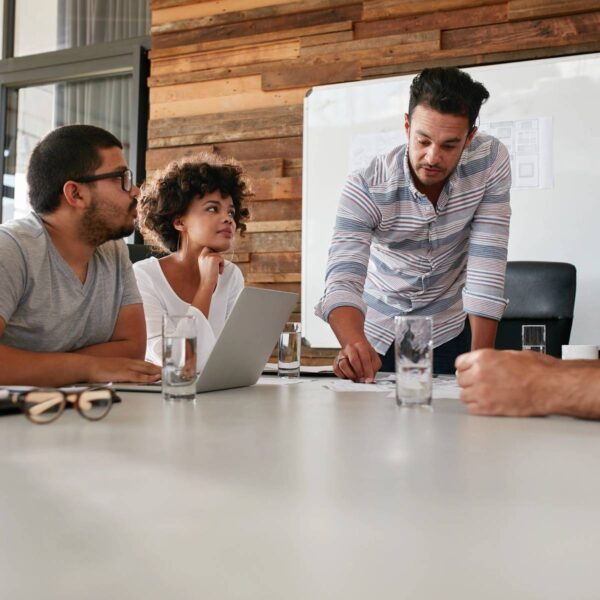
top-left (315, 67), bottom-right (512, 381)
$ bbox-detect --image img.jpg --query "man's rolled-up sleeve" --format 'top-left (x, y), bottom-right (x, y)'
top-left (462, 141), bottom-right (512, 321)
top-left (314, 172), bottom-right (380, 322)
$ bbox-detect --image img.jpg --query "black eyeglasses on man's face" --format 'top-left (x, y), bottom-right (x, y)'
top-left (74, 168), bottom-right (134, 192)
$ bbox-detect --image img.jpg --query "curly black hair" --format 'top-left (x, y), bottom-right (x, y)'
top-left (138, 153), bottom-right (251, 253)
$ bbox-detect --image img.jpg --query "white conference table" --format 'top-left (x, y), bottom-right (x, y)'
top-left (1, 376), bottom-right (600, 599)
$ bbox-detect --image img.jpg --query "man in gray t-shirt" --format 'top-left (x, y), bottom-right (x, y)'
top-left (0, 125), bottom-right (160, 386)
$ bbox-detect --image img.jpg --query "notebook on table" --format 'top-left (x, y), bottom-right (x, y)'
top-left (115, 286), bottom-right (298, 394)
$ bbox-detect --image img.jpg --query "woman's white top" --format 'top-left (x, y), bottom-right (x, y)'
top-left (133, 256), bottom-right (244, 370)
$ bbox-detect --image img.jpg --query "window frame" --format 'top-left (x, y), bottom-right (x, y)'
top-left (0, 0), bottom-right (150, 228)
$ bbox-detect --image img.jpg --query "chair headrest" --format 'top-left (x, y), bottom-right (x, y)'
top-left (503, 261), bottom-right (576, 319)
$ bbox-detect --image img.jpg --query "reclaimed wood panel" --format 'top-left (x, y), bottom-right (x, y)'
top-left (508, 0), bottom-right (600, 21)
top-left (155, 0), bottom-right (361, 36)
top-left (153, 0), bottom-right (294, 25)
top-left (249, 251), bottom-right (301, 273)
top-left (150, 74), bottom-right (262, 104)
top-left (299, 30), bottom-right (440, 60)
top-left (148, 125), bottom-right (303, 148)
top-left (262, 60), bottom-right (360, 91)
top-left (230, 251), bottom-right (250, 263)
top-left (241, 158), bottom-right (285, 178)
top-left (152, 0), bottom-right (203, 9)
top-left (234, 231), bottom-right (302, 253)
top-left (151, 40), bottom-right (300, 75)
top-left (469, 39), bottom-right (600, 67)
top-left (442, 11), bottom-right (600, 52)
top-left (147, 158), bottom-right (285, 179)
top-left (152, 5), bottom-right (363, 49)
top-left (284, 158), bottom-right (302, 177)
top-left (248, 200), bottom-right (302, 222)
top-left (251, 177), bottom-right (302, 201)
top-left (362, 0), bottom-right (501, 20)
top-left (149, 62), bottom-right (275, 87)
top-left (360, 39), bottom-right (600, 78)
top-left (362, 49), bottom-right (481, 77)
top-left (150, 21), bottom-right (353, 59)
top-left (355, 4), bottom-right (507, 38)
top-left (245, 219), bottom-right (301, 233)
top-left (299, 29), bottom-right (354, 48)
top-left (149, 104), bottom-right (304, 146)
top-left (146, 137), bottom-right (302, 170)
top-left (261, 37), bottom-right (441, 87)
top-left (152, 0), bottom-right (361, 34)
top-left (313, 38), bottom-right (441, 69)
top-left (151, 85), bottom-right (307, 119)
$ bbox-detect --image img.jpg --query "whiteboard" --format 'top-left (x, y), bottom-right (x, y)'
top-left (302, 53), bottom-right (600, 348)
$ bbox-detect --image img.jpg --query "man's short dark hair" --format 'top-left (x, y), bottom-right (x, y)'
top-left (138, 154), bottom-right (251, 253)
top-left (27, 124), bottom-right (123, 214)
top-left (408, 67), bottom-right (490, 131)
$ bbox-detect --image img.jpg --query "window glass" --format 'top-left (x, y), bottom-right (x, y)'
top-left (14, 0), bottom-right (149, 57)
top-left (0, 0), bottom-right (4, 58)
top-left (2, 75), bottom-right (132, 222)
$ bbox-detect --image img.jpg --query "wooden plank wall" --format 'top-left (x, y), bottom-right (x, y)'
top-left (147, 0), bottom-right (600, 363)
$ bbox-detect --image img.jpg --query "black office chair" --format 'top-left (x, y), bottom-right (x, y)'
top-left (126, 243), bottom-right (164, 263)
top-left (495, 261), bottom-right (577, 358)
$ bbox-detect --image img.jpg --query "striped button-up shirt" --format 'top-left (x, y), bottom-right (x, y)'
top-left (315, 132), bottom-right (512, 354)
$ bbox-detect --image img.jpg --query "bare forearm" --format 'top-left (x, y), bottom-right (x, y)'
top-left (0, 346), bottom-right (93, 386)
top-left (191, 284), bottom-right (214, 320)
top-left (328, 306), bottom-right (368, 346)
top-left (540, 366), bottom-right (600, 419)
top-left (328, 306), bottom-right (381, 382)
top-left (469, 314), bottom-right (498, 350)
top-left (74, 339), bottom-right (145, 360)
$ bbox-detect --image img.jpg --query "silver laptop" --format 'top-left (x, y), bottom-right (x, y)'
top-left (115, 287), bottom-right (298, 394)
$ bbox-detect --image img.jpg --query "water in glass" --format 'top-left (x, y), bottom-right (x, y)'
top-left (522, 324), bottom-right (546, 354)
top-left (396, 361), bottom-right (433, 406)
top-left (278, 324), bottom-right (301, 378)
top-left (394, 316), bottom-right (433, 407)
top-left (522, 344), bottom-right (545, 353)
top-left (162, 335), bottom-right (198, 400)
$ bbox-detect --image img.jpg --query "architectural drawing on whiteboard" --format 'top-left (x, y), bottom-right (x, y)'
top-left (479, 117), bottom-right (554, 189)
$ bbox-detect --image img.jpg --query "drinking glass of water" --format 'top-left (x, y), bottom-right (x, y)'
top-left (162, 315), bottom-right (199, 400)
top-left (278, 322), bottom-right (301, 378)
top-left (522, 324), bottom-right (546, 353)
top-left (394, 316), bottom-right (433, 407)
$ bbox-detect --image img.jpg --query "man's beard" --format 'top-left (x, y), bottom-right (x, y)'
top-left (80, 196), bottom-right (136, 246)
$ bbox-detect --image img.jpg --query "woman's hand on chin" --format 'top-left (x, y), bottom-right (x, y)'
top-left (197, 246), bottom-right (224, 292)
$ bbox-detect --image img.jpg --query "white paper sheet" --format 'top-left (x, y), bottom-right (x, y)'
top-left (479, 117), bottom-right (554, 189)
top-left (256, 376), bottom-right (304, 386)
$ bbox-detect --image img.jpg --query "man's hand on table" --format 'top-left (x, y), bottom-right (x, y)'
top-left (455, 349), bottom-right (559, 416)
top-left (333, 339), bottom-right (382, 384)
top-left (86, 357), bottom-right (162, 384)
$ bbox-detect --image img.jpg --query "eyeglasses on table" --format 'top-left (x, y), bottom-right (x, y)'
top-left (6, 386), bottom-right (118, 424)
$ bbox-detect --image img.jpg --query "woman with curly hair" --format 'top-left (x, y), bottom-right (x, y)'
top-left (134, 154), bottom-right (250, 369)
